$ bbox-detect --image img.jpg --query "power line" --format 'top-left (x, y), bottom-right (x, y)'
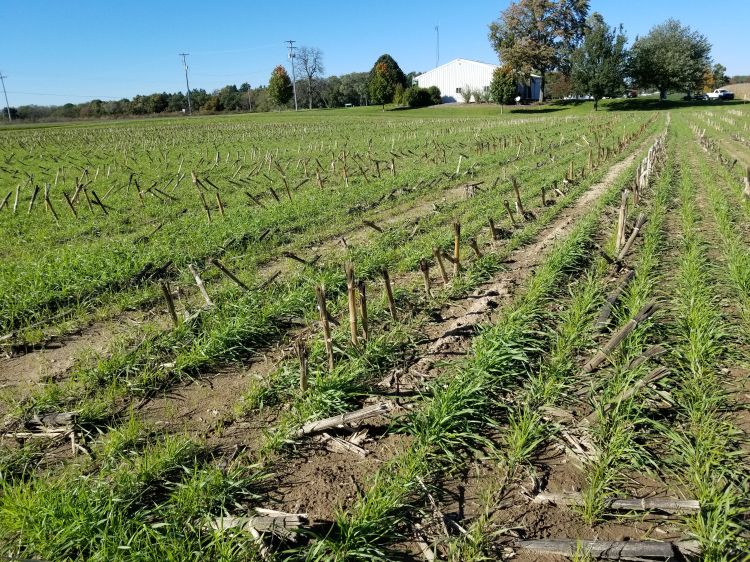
top-left (0, 72), bottom-right (11, 122)
top-left (285, 40), bottom-right (298, 111)
top-left (179, 53), bottom-right (192, 115)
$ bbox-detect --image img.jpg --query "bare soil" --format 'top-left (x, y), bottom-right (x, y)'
top-left (0, 311), bottom-right (154, 418)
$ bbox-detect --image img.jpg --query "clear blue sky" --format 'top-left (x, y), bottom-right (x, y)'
top-left (2, 0), bottom-right (747, 106)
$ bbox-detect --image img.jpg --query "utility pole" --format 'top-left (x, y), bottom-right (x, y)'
top-left (435, 26), bottom-right (440, 68)
top-left (285, 40), bottom-right (298, 111)
top-left (179, 53), bottom-right (192, 115)
top-left (0, 72), bottom-right (11, 122)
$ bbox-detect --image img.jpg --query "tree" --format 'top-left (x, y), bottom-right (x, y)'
top-left (711, 63), bottom-right (729, 90)
top-left (369, 62), bottom-right (391, 109)
top-left (368, 54), bottom-right (407, 108)
top-left (488, 0), bottom-right (589, 102)
top-left (370, 54), bottom-right (407, 87)
top-left (145, 92), bottom-right (168, 114)
top-left (202, 95), bottom-right (223, 112)
top-left (321, 76), bottom-right (343, 108)
top-left (189, 89), bottom-right (209, 111)
top-left (489, 65), bottom-right (518, 110)
top-left (268, 65), bottom-right (293, 108)
top-left (250, 86), bottom-right (273, 112)
top-left (629, 19), bottom-right (711, 99)
top-left (3, 106), bottom-right (18, 120)
top-left (320, 72), bottom-right (370, 107)
top-left (393, 83), bottom-right (405, 106)
top-left (545, 71), bottom-right (573, 99)
top-left (570, 13), bottom-right (627, 110)
top-left (295, 47), bottom-right (325, 109)
top-left (405, 71), bottom-right (420, 85)
top-left (217, 85), bottom-right (243, 111)
top-left (167, 92), bottom-right (186, 112)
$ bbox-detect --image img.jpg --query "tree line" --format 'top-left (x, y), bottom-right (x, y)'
top-left (3, 69), bottom-right (375, 122)
top-left (4, 49), bottom-right (439, 122)
top-left (487, 0), bottom-right (737, 109)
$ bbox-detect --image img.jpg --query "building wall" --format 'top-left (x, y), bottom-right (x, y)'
top-left (530, 76), bottom-right (541, 100)
top-left (414, 59), bottom-right (497, 103)
top-left (415, 59), bottom-right (543, 103)
top-left (516, 76), bottom-right (542, 100)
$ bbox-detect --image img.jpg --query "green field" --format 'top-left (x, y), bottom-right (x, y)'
top-left (1, 101), bottom-right (748, 560)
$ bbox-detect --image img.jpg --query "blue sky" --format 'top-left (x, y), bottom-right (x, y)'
top-left (2, 0), bottom-right (747, 106)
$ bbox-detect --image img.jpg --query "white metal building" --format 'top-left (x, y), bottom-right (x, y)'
top-left (414, 58), bottom-right (543, 103)
top-left (413, 58), bottom-right (497, 103)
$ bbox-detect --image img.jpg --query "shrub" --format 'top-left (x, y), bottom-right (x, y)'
top-left (427, 86), bottom-right (442, 105)
top-left (403, 86), bottom-right (435, 108)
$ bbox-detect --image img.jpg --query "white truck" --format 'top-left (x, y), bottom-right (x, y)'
top-left (706, 89), bottom-right (735, 100)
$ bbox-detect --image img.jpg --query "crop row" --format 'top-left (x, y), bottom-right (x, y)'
top-left (0, 112), bottom-right (648, 337)
top-left (447, 115), bottom-right (750, 560)
top-left (2, 116), bottom-right (659, 439)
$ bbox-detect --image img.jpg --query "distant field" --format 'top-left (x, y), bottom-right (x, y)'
top-left (727, 82), bottom-right (750, 99)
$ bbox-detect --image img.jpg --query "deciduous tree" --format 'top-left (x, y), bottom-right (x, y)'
top-left (545, 71), bottom-right (573, 99)
top-left (711, 63), bottom-right (729, 90)
top-left (369, 62), bottom-right (391, 110)
top-left (489, 65), bottom-right (518, 110)
top-left (488, 0), bottom-right (589, 102)
top-left (268, 65), bottom-right (293, 108)
top-left (295, 47), bottom-right (325, 109)
top-left (368, 54), bottom-right (407, 109)
top-left (629, 19), bottom-right (711, 99)
top-left (571, 13), bottom-right (627, 110)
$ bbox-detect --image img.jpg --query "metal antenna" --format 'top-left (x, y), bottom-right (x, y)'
top-left (179, 53), bottom-right (192, 115)
top-left (435, 26), bottom-right (440, 68)
top-left (285, 40), bottom-right (298, 111)
top-left (0, 72), bottom-right (11, 122)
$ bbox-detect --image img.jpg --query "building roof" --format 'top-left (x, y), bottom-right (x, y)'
top-left (417, 58), bottom-right (498, 78)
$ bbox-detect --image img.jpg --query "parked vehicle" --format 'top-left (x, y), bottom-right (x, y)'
top-left (706, 89), bottom-right (735, 100)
